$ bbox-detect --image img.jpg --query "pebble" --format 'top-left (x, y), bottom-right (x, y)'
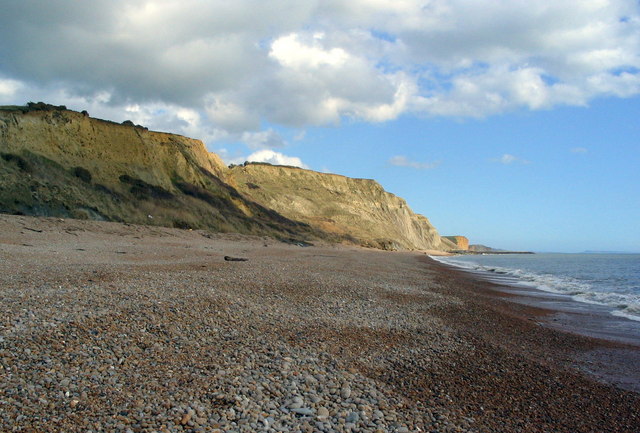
top-left (340, 386), bottom-right (352, 399)
top-left (180, 409), bottom-right (195, 425)
top-left (291, 408), bottom-right (314, 416)
top-left (316, 407), bottom-right (330, 420)
top-left (346, 412), bottom-right (359, 423)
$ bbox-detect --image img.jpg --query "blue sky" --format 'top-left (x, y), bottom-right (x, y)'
top-left (1, 1), bottom-right (639, 252)
top-left (292, 97), bottom-right (640, 252)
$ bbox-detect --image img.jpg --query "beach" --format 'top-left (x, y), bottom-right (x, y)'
top-left (1, 215), bottom-right (639, 433)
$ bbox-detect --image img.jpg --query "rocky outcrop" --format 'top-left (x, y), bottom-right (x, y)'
top-left (444, 236), bottom-right (469, 250)
top-left (228, 163), bottom-right (454, 251)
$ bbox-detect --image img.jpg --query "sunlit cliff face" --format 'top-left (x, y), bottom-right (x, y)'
top-left (228, 163), bottom-right (452, 251)
top-left (0, 106), bottom-right (453, 251)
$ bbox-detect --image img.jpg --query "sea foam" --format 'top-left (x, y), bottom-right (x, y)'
top-left (432, 254), bottom-right (640, 322)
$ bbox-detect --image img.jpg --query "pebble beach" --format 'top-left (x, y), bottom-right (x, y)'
top-left (1, 215), bottom-right (639, 433)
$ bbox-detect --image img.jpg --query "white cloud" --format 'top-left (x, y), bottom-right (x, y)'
top-left (270, 33), bottom-right (349, 69)
top-left (241, 129), bottom-right (287, 149)
top-left (233, 149), bottom-right (309, 169)
top-left (260, 31), bottom-right (411, 126)
top-left (204, 95), bottom-right (260, 133)
top-left (492, 154), bottom-right (531, 165)
top-left (0, 78), bottom-right (23, 101)
top-left (1, 0), bottom-right (639, 138)
top-left (389, 155), bottom-right (441, 170)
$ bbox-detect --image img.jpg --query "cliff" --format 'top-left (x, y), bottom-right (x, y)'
top-left (444, 236), bottom-right (469, 250)
top-left (228, 163), bottom-right (454, 251)
top-left (0, 104), bottom-right (318, 240)
top-left (0, 104), bottom-right (454, 251)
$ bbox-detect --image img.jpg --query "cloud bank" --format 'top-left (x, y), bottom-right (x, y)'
top-left (1, 0), bottom-right (639, 148)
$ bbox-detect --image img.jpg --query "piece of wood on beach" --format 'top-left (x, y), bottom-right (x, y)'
top-left (22, 226), bottom-right (43, 233)
top-left (224, 255), bottom-right (248, 262)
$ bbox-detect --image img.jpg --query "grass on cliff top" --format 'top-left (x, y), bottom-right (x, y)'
top-left (0, 105), bottom-right (27, 111)
top-left (0, 102), bottom-right (160, 133)
top-left (0, 102), bottom-right (69, 112)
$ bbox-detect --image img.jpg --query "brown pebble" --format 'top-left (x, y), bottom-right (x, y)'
top-left (180, 410), bottom-right (194, 425)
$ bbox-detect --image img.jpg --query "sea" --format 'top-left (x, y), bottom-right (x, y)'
top-left (434, 253), bottom-right (640, 322)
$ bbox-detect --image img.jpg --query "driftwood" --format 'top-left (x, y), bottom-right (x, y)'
top-left (224, 256), bottom-right (248, 262)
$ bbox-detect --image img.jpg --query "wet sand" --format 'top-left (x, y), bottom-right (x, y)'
top-left (0, 214), bottom-right (639, 432)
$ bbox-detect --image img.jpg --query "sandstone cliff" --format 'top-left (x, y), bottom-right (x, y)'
top-left (444, 236), bottom-right (469, 250)
top-left (0, 104), bottom-right (454, 251)
top-left (228, 163), bottom-right (454, 251)
top-left (0, 104), bottom-right (317, 239)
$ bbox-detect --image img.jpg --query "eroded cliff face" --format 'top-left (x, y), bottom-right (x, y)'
top-left (0, 105), bottom-right (455, 251)
top-left (0, 106), bottom-right (317, 239)
top-left (0, 107), bottom-right (226, 189)
top-left (444, 236), bottom-right (469, 250)
top-left (229, 163), bottom-right (454, 251)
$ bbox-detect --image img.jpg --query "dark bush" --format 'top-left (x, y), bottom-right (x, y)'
top-left (119, 174), bottom-right (174, 200)
top-left (94, 184), bottom-right (122, 202)
top-left (173, 220), bottom-right (192, 230)
top-left (25, 102), bottom-right (66, 111)
top-left (1, 153), bottom-right (32, 172)
top-left (121, 120), bottom-right (135, 126)
top-left (246, 182), bottom-right (260, 190)
top-left (73, 166), bottom-right (92, 183)
top-left (174, 181), bottom-right (229, 208)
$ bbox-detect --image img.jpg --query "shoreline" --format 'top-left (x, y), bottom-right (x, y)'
top-left (430, 255), bottom-right (640, 346)
top-left (1, 214), bottom-right (639, 432)
top-left (426, 257), bottom-right (640, 392)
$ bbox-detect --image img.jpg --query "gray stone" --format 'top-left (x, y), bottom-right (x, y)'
top-left (291, 407), bottom-right (314, 416)
top-left (346, 412), bottom-right (359, 423)
top-left (340, 386), bottom-right (351, 399)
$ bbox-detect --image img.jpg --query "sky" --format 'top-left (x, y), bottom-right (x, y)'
top-left (1, 0), bottom-right (639, 252)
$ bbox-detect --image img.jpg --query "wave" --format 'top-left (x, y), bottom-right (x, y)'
top-left (431, 255), bottom-right (640, 322)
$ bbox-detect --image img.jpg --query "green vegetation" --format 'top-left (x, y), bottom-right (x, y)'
top-left (1, 153), bottom-right (32, 173)
top-left (0, 102), bottom-right (67, 113)
top-left (119, 175), bottom-right (174, 200)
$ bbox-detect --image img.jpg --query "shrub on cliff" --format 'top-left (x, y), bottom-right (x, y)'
top-left (119, 174), bottom-right (173, 200)
top-left (72, 166), bottom-right (92, 183)
top-left (26, 102), bottom-right (66, 112)
top-left (1, 153), bottom-right (32, 173)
